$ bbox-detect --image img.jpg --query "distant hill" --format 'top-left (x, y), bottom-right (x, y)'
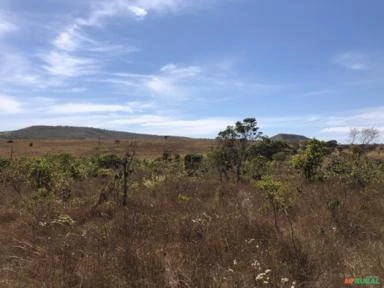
top-left (270, 133), bottom-right (310, 143)
top-left (0, 126), bottom-right (178, 140)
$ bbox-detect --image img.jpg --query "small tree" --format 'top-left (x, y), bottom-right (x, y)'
top-left (216, 118), bottom-right (262, 182)
top-left (291, 139), bottom-right (326, 180)
top-left (122, 143), bottom-right (136, 206)
top-left (248, 137), bottom-right (289, 160)
top-left (349, 128), bottom-right (380, 158)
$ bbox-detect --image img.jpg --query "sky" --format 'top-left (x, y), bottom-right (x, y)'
top-left (0, 0), bottom-right (383, 142)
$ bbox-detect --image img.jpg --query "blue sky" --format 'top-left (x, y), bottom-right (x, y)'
top-left (0, 0), bottom-right (383, 142)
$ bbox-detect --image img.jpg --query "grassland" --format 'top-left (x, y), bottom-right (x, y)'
top-left (0, 138), bottom-right (383, 287)
top-left (0, 138), bottom-right (215, 159)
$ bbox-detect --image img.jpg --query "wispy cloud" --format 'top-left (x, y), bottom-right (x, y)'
top-left (47, 102), bottom-right (152, 114)
top-left (160, 63), bottom-right (202, 77)
top-left (107, 63), bottom-right (204, 101)
top-left (0, 13), bottom-right (17, 36)
top-left (107, 62), bottom-right (279, 104)
top-left (0, 51), bottom-right (41, 86)
top-left (301, 90), bottom-right (336, 97)
top-left (39, 51), bottom-right (98, 77)
top-left (334, 52), bottom-right (369, 70)
top-left (0, 93), bottom-right (23, 113)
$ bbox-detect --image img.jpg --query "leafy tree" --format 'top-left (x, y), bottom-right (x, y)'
top-left (216, 118), bottom-right (262, 182)
top-left (291, 139), bottom-right (327, 180)
top-left (248, 137), bottom-right (289, 160)
top-left (256, 176), bottom-right (297, 242)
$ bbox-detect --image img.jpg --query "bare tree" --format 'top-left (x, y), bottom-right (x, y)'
top-left (360, 128), bottom-right (380, 145)
top-left (349, 127), bottom-right (380, 145)
top-left (348, 128), bottom-right (360, 144)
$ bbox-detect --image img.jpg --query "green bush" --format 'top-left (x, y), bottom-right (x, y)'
top-left (242, 155), bottom-right (268, 180)
top-left (291, 139), bottom-right (326, 180)
top-left (0, 158), bottom-right (10, 172)
top-left (184, 153), bottom-right (203, 174)
top-left (248, 138), bottom-right (289, 160)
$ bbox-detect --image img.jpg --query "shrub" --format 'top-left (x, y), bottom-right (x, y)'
top-left (248, 137), bottom-right (289, 160)
top-left (0, 158), bottom-right (10, 172)
top-left (291, 139), bottom-right (326, 180)
top-left (242, 155), bottom-right (268, 180)
top-left (184, 153), bottom-right (203, 173)
top-left (272, 151), bottom-right (287, 162)
top-left (96, 154), bottom-right (122, 169)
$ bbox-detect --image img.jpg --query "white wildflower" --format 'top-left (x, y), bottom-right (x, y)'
top-left (39, 221), bottom-right (47, 227)
top-left (281, 277), bottom-right (289, 283)
top-left (256, 273), bottom-right (266, 281)
top-left (246, 238), bottom-right (256, 244)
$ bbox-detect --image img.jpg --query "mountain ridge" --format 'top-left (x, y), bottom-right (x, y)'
top-left (0, 125), bottom-right (311, 141)
top-left (0, 125), bottom-right (182, 140)
top-left (270, 133), bottom-right (310, 142)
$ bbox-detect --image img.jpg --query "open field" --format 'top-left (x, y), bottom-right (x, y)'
top-left (0, 138), bottom-right (216, 159)
top-left (0, 136), bottom-right (383, 287)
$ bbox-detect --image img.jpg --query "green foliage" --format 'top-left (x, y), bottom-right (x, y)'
top-left (256, 176), bottom-right (297, 236)
top-left (0, 157), bottom-right (10, 172)
top-left (184, 153), bottom-right (203, 172)
top-left (242, 155), bottom-right (268, 180)
top-left (327, 154), bottom-right (382, 189)
top-left (326, 199), bottom-right (340, 210)
top-left (257, 176), bottom-right (294, 210)
top-left (177, 194), bottom-right (192, 202)
top-left (248, 137), bottom-right (289, 160)
top-left (217, 117), bottom-right (262, 141)
top-left (95, 154), bottom-right (122, 169)
top-left (325, 140), bottom-right (338, 149)
top-left (272, 151), bottom-right (288, 162)
top-left (291, 139), bottom-right (327, 180)
top-left (1, 154), bottom-right (98, 196)
top-left (215, 118), bottom-right (263, 182)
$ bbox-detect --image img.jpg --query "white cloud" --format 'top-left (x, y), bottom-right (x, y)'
top-left (49, 103), bottom-right (135, 114)
top-left (0, 93), bottom-right (23, 113)
top-left (35, 99), bottom-right (154, 115)
top-left (0, 51), bottom-right (41, 85)
top-left (129, 6), bottom-right (148, 17)
top-left (106, 63), bottom-right (203, 100)
top-left (53, 26), bottom-right (91, 51)
top-left (109, 115), bottom-right (237, 137)
top-left (334, 52), bottom-right (369, 70)
top-left (107, 62), bottom-right (280, 104)
top-left (50, 0), bottom-right (209, 56)
top-left (160, 63), bottom-right (202, 77)
top-left (301, 90), bottom-right (335, 97)
top-left (40, 51), bottom-right (98, 77)
top-left (146, 77), bottom-right (175, 94)
top-left (0, 13), bottom-right (17, 36)
top-left (319, 106), bottom-right (384, 142)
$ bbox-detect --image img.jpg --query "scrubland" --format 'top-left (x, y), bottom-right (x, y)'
top-left (0, 136), bottom-right (383, 288)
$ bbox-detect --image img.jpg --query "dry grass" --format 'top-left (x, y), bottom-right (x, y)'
top-left (0, 143), bottom-right (383, 287)
top-left (0, 138), bottom-right (216, 159)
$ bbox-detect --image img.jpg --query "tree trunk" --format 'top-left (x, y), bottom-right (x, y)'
top-left (123, 158), bottom-right (128, 206)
